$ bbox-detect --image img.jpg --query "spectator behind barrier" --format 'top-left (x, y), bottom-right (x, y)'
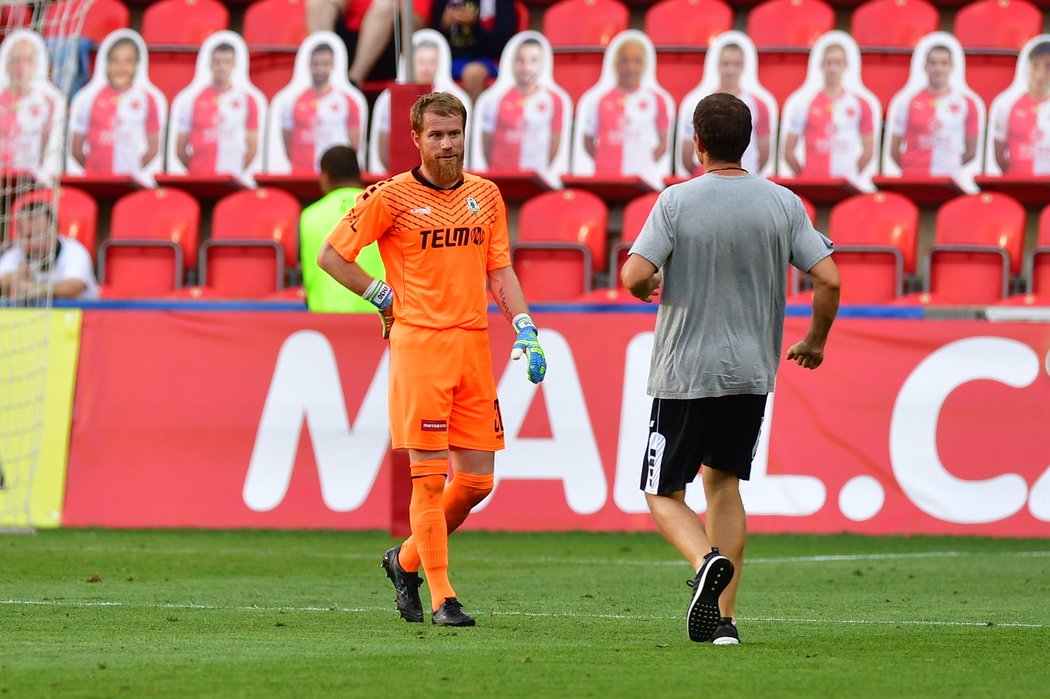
top-left (0, 201), bottom-right (99, 301)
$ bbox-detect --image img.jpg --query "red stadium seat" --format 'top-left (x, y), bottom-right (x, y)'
top-left (99, 187), bottom-right (201, 297)
top-left (852, 0), bottom-right (938, 48)
top-left (785, 194), bottom-right (819, 299)
top-left (1008, 205), bottom-right (1050, 304)
top-left (800, 195), bottom-right (816, 225)
top-left (12, 187), bottom-right (98, 260)
top-left (903, 193), bottom-right (1026, 305)
top-left (0, 5), bottom-right (31, 38)
top-left (512, 188), bottom-right (608, 301)
top-left (543, 0), bottom-right (630, 104)
top-left (954, 0), bottom-right (1041, 50)
top-left (645, 0), bottom-right (733, 104)
top-left (142, 0), bottom-right (230, 104)
top-left (82, 0), bottom-right (131, 43)
top-left (1028, 208), bottom-right (1050, 296)
top-left (198, 188), bottom-right (300, 298)
top-left (747, 0), bottom-right (835, 108)
top-left (610, 191), bottom-right (660, 287)
top-left (851, 0), bottom-right (939, 111)
top-left (516, 1), bottom-right (530, 32)
top-left (43, 0), bottom-right (130, 44)
top-left (242, 0), bottom-right (307, 100)
top-left (141, 0), bottom-right (228, 44)
top-left (954, 0), bottom-right (1042, 109)
top-left (827, 192), bottom-right (919, 303)
top-left (747, 0), bottom-right (834, 48)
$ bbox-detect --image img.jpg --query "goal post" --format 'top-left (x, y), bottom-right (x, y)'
top-left (0, 0), bottom-right (92, 532)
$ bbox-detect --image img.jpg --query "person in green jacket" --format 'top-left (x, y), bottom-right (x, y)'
top-left (300, 145), bottom-right (384, 312)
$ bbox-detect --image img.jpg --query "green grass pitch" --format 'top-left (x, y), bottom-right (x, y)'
top-left (3, 530), bottom-right (1049, 698)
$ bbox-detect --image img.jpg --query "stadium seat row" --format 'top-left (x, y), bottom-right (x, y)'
top-left (13, 185), bottom-right (300, 300)
top-left (22, 183), bottom-right (1050, 307)
top-left (513, 189), bottom-right (1050, 307)
top-left (6, 0), bottom-right (1041, 191)
top-left (7, 0), bottom-right (1041, 108)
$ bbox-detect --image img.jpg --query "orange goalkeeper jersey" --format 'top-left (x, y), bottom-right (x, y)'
top-left (326, 168), bottom-right (511, 330)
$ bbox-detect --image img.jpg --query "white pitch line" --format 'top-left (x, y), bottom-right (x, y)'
top-left (467, 550), bottom-right (1048, 567)
top-left (24, 547), bottom-right (1050, 567)
top-left (2, 599), bottom-right (1047, 629)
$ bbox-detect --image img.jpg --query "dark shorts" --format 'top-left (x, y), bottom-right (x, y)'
top-left (639, 394), bottom-right (767, 494)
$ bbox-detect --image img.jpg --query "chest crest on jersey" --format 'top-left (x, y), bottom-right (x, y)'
top-left (466, 196), bottom-right (480, 214)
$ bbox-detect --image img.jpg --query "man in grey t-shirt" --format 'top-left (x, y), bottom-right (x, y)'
top-left (622, 93), bottom-right (840, 645)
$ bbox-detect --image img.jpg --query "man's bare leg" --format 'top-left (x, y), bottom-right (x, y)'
top-left (459, 61), bottom-right (490, 103)
top-left (702, 466), bottom-right (746, 621)
top-left (305, 0), bottom-right (347, 33)
top-left (349, 0), bottom-right (422, 85)
top-left (645, 490), bottom-right (712, 571)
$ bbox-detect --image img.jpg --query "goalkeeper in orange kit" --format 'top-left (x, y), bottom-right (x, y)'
top-left (318, 92), bottom-right (546, 626)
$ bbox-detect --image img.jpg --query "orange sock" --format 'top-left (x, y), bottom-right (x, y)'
top-left (399, 471), bottom-right (494, 574)
top-left (407, 459), bottom-right (455, 609)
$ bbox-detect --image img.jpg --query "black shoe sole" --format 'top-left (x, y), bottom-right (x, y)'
top-left (381, 548), bottom-right (424, 623)
top-left (687, 556), bottom-right (734, 642)
top-left (432, 616), bottom-right (476, 627)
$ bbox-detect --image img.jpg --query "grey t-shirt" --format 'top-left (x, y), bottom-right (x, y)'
top-left (629, 174), bottom-right (833, 399)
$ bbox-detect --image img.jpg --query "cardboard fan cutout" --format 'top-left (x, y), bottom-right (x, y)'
top-left (777, 31), bottom-right (881, 191)
top-left (882, 32), bottom-right (985, 194)
top-left (469, 31), bottom-right (572, 188)
top-left (570, 29), bottom-right (675, 191)
top-left (66, 29), bottom-right (167, 186)
top-left (166, 31), bottom-right (268, 183)
top-left (675, 31), bottom-right (778, 179)
top-left (265, 31), bottom-right (368, 174)
top-left (368, 29), bottom-right (471, 175)
top-left (0, 29), bottom-right (66, 183)
top-left (985, 34), bottom-right (1050, 177)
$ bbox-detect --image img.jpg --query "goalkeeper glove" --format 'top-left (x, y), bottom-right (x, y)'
top-left (511, 314), bottom-right (546, 384)
top-left (363, 279), bottom-right (395, 339)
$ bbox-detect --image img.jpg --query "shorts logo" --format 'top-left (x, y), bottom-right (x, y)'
top-left (420, 419), bottom-right (448, 432)
top-left (466, 197), bottom-right (480, 214)
top-left (643, 433), bottom-right (666, 495)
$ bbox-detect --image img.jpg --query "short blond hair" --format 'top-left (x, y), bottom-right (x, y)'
top-left (410, 92), bottom-right (467, 133)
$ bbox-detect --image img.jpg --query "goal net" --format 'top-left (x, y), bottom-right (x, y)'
top-left (0, 0), bottom-right (91, 531)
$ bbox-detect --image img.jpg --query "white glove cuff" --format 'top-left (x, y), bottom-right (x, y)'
top-left (512, 313), bottom-right (535, 333)
top-left (364, 278), bottom-right (393, 311)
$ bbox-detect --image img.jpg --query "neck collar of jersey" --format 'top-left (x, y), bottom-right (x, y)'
top-left (412, 167), bottom-right (464, 191)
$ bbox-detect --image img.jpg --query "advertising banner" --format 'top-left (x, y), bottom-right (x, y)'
top-left (63, 311), bottom-right (1050, 536)
top-left (0, 309), bottom-right (82, 528)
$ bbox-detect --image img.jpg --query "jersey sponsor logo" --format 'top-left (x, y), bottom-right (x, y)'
top-left (419, 227), bottom-right (486, 249)
top-left (420, 419), bottom-right (448, 432)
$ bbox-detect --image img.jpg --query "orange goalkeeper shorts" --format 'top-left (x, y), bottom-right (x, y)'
top-left (388, 324), bottom-right (505, 452)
